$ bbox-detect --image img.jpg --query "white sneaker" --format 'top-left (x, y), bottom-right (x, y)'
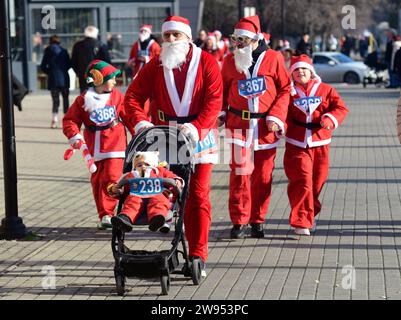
top-left (294, 227), bottom-right (310, 236)
top-left (97, 215), bottom-right (113, 229)
top-left (310, 221), bottom-right (317, 232)
top-left (201, 263), bottom-right (207, 278)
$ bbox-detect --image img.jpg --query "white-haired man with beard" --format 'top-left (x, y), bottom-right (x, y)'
top-left (124, 15), bottom-right (223, 278)
top-left (220, 15), bottom-right (291, 239)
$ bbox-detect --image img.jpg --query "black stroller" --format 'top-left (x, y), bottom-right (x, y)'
top-left (363, 51), bottom-right (389, 88)
top-left (111, 126), bottom-right (202, 295)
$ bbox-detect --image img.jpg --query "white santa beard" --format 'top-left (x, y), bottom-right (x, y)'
top-left (139, 33), bottom-right (150, 42)
top-left (234, 45), bottom-right (253, 73)
top-left (160, 40), bottom-right (190, 70)
top-left (84, 87), bottom-right (111, 112)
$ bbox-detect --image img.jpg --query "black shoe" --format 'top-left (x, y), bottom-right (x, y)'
top-left (148, 214), bottom-right (166, 232)
top-left (111, 214), bottom-right (133, 232)
top-left (230, 224), bottom-right (246, 239)
top-left (250, 223), bottom-right (264, 238)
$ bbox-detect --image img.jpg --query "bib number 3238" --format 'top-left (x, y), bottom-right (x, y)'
top-left (238, 76), bottom-right (266, 99)
top-left (129, 178), bottom-right (163, 198)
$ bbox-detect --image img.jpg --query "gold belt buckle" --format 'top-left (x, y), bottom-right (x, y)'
top-left (242, 110), bottom-right (251, 120)
top-left (158, 110), bottom-right (165, 122)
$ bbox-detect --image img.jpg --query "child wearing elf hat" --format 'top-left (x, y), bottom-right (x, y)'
top-left (63, 60), bottom-right (135, 229)
top-left (108, 151), bottom-right (184, 233)
top-left (284, 54), bottom-right (349, 235)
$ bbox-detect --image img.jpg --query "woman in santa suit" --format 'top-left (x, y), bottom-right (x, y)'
top-left (284, 54), bottom-right (349, 235)
top-left (124, 15), bottom-right (222, 277)
top-left (63, 60), bottom-right (134, 229)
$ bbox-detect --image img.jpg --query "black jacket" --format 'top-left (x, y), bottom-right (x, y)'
top-left (71, 37), bottom-right (111, 79)
top-left (40, 44), bottom-right (71, 89)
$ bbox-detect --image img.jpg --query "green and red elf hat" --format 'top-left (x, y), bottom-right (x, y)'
top-left (85, 60), bottom-right (121, 87)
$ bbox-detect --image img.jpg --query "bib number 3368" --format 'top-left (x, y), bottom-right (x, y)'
top-left (90, 105), bottom-right (116, 125)
top-left (238, 76), bottom-right (266, 98)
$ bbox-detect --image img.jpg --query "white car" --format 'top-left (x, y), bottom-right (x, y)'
top-left (312, 52), bottom-right (369, 84)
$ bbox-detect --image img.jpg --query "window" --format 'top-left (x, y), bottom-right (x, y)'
top-left (313, 55), bottom-right (332, 65)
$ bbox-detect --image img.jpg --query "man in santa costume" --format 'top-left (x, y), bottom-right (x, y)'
top-left (214, 30), bottom-right (229, 58)
top-left (201, 33), bottom-right (224, 67)
top-left (124, 15), bottom-right (222, 277)
top-left (128, 24), bottom-right (161, 79)
top-left (220, 15), bottom-right (291, 238)
top-left (284, 54), bottom-right (348, 235)
top-left (63, 60), bottom-right (134, 229)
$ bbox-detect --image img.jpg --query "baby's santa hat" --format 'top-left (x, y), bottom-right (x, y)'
top-left (140, 24), bottom-right (153, 34)
top-left (85, 60), bottom-right (121, 87)
top-left (133, 151), bottom-right (159, 168)
top-left (289, 54), bottom-right (321, 96)
top-left (162, 15), bottom-right (192, 39)
top-left (234, 15), bottom-right (264, 41)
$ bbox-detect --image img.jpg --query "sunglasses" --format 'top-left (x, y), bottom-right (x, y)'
top-left (229, 34), bottom-right (252, 43)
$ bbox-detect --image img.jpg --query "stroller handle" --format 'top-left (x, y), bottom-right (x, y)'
top-left (116, 177), bottom-right (182, 197)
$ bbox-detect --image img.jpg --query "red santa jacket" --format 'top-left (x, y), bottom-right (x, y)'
top-left (285, 80), bottom-right (349, 148)
top-left (128, 39), bottom-right (161, 78)
top-left (222, 49), bottom-right (291, 150)
top-left (124, 44), bottom-right (223, 164)
top-left (63, 88), bottom-right (134, 161)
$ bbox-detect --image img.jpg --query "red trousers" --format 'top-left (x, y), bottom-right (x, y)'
top-left (120, 194), bottom-right (170, 223)
top-left (284, 143), bottom-right (329, 229)
top-left (229, 145), bottom-right (276, 225)
top-left (90, 158), bottom-right (124, 219)
top-left (184, 163), bottom-right (213, 262)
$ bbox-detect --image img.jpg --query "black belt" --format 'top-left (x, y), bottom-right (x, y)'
top-left (157, 109), bottom-right (198, 124)
top-left (227, 106), bottom-right (268, 120)
top-left (85, 119), bottom-right (120, 132)
top-left (293, 119), bottom-right (321, 129)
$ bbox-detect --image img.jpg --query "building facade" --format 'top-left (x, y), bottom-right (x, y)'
top-left (10, 0), bottom-right (204, 90)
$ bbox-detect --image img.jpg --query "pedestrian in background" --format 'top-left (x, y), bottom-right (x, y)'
top-left (40, 35), bottom-right (71, 128)
top-left (284, 54), bottom-right (349, 235)
top-left (71, 26), bottom-right (111, 93)
top-left (296, 33), bottom-right (313, 57)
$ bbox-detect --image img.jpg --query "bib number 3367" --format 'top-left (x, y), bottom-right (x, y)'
top-left (238, 76), bottom-right (266, 98)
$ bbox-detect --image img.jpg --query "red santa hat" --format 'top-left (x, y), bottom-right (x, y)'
top-left (207, 32), bottom-right (217, 46)
top-left (234, 15), bottom-right (264, 40)
top-left (289, 54), bottom-right (321, 95)
top-left (133, 151), bottom-right (159, 168)
top-left (140, 24), bottom-right (153, 33)
top-left (162, 15), bottom-right (192, 39)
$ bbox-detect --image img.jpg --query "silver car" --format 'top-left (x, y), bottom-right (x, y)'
top-left (312, 52), bottom-right (369, 84)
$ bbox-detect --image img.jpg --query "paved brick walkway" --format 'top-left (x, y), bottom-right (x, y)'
top-left (1, 85), bottom-right (401, 300)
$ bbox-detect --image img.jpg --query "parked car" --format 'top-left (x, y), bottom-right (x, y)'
top-left (312, 52), bottom-right (369, 84)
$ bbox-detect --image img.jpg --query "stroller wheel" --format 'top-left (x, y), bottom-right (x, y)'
top-left (114, 268), bottom-right (126, 296)
top-left (160, 273), bottom-right (170, 295)
top-left (181, 263), bottom-right (191, 277)
top-left (191, 258), bottom-right (202, 285)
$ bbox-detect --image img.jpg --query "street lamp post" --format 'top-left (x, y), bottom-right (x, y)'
top-left (0, 0), bottom-right (27, 240)
top-left (238, 0), bottom-right (243, 20)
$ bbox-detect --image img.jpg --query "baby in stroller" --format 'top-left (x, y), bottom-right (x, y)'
top-left (108, 151), bottom-right (184, 233)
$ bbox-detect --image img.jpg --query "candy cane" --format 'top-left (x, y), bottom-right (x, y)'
top-left (64, 140), bottom-right (97, 174)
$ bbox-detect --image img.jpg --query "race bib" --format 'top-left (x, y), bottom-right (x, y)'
top-left (89, 105), bottom-right (117, 125)
top-left (238, 76), bottom-right (266, 99)
top-left (194, 130), bottom-right (218, 158)
top-left (293, 96), bottom-right (322, 114)
top-left (129, 178), bottom-right (163, 198)
top-left (137, 50), bottom-right (148, 57)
